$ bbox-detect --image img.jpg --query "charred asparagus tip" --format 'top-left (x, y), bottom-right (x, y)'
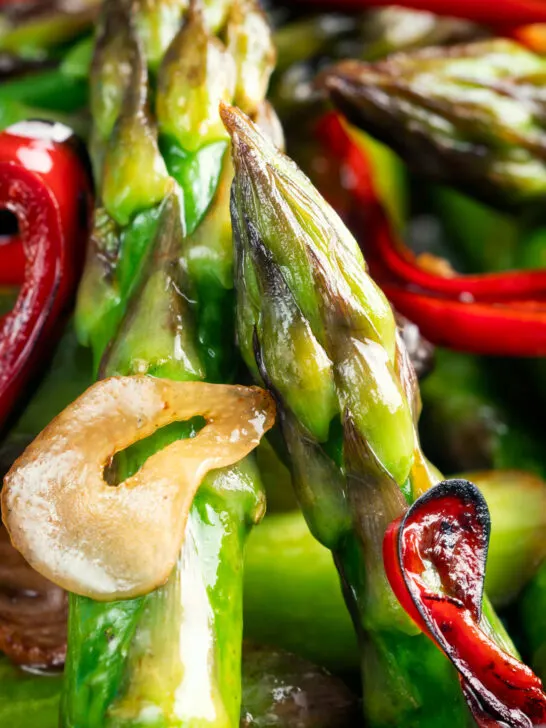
top-left (219, 100), bottom-right (242, 135)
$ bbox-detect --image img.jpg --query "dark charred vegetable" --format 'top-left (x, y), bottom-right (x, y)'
top-left (240, 644), bottom-right (359, 728)
top-left (0, 525), bottom-right (67, 670)
top-left (384, 479), bottom-right (546, 727)
top-left (325, 40), bottom-right (546, 212)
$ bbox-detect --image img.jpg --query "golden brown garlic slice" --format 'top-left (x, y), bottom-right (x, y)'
top-left (2, 376), bottom-right (275, 601)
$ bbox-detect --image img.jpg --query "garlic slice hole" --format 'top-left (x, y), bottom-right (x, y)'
top-left (2, 376), bottom-right (275, 601)
top-left (104, 417), bottom-right (206, 486)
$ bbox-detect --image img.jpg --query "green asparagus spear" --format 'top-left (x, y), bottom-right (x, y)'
top-left (244, 511), bottom-right (359, 671)
top-left (67, 191), bottom-right (264, 728)
top-left (273, 6), bottom-right (482, 80)
top-left (324, 39), bottom-right (546, 211)
top-left (77, 0), bottom-right (275, 381)
top-left (243, 466), bottom-right (544, 671)
top-left (0, 657), bottom-right (63, 728)
top-left (67, 1), bottom-right (276, 725)
top-left (222, 103), bottom-right (518, 727)
top-left (0, 67), bottom-right (87, 112)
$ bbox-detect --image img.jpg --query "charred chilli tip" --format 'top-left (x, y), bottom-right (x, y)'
top-left (384, 478), bottom-right (546, 727)
top-left (397, 480), bottom-right (492, 617)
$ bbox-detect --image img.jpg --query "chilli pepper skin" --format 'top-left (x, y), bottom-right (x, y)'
top-left (381, 287), bottom-right (546, 357)
top-left (312, 111), bottom-right (546, 357)
top-left (289, 0), bottom-right (546, 26)
top-left (383, 479), bottom-right (546, 727)
top-left (0, 120), bottom-right (92, 431)
top-left (325, 40), bottom-right (546, 213)
top-left (222, 103), bottom-right (520, 727)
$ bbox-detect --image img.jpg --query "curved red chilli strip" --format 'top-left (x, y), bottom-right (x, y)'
top-left (0, 237), bottom-right (25, 285)
top-left (382, 285), bottom-right (546, 357)
top-left (291, 0), bottom-right (546, 26)
top-left (0, 123), bottom-right (92, 428)
top-left (0, 162), bottom-right (61, 422)
top-left (383, 480), bottom-right (546, 727)
top-left (314, 113), bottom-right (546, 303)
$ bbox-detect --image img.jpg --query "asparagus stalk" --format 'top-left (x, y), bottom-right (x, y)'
top-left (0, 656), bottom-right (63, 728)
top-left (244, 512), bottom-right (359, 671)
top-left (66, 1), bottom-right (274, 726)
top-left (222, 103), bottom-right (519, 727)
top-left (324, 39), bottom-right (546, 212)
top-left (244, 468), bottom-right (545, 672)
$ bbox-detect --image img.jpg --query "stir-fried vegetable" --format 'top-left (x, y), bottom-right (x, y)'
top-left (1, 2), bottom-right (546, 727)
top-left (221, 101), bottom-right (542, 727)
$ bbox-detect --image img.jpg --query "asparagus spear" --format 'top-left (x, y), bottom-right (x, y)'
top-left (77, 0), bottom-right (274, 380)
top-left (66, 1), bottom-right (275, 725)
top-left (244, 467), bottom-right (545, 672)
top-left (0, 656), bottom-right (63, 728)
top-left (244, 511), bottom-right (359, 671)
top-left (324, 39), bottom-right (546, 211)
top-left (222, 103), bottom-right (521, 727)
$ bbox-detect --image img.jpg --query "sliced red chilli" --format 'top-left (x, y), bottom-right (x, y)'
top-left (383, 479), bottom-right (546, 727)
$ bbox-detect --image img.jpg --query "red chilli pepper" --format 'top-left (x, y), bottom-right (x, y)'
top-left (0, 120), bottom-right (92, 429)
top-left (291, 0), bottom-right (546, 27)
top-left (314, 112), bottom-right (546, 357)
top-left (383, 479), bottom-right (546, 727)
top-left (0, 237), bottom-right (25, 286)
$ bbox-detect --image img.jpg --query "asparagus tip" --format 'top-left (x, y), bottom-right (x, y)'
top-left (219, 101), bottom-right (246, 137)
